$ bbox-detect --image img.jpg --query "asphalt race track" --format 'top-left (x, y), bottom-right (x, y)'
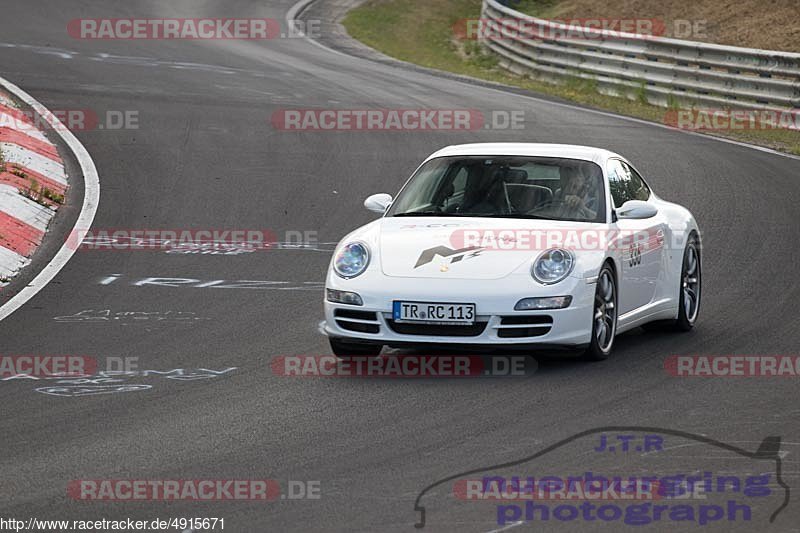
top-left (1, 1), bottom-right (799, 531)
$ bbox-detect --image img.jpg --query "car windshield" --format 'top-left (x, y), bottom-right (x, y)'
top-left (387, 155), bottom-right (606, 223)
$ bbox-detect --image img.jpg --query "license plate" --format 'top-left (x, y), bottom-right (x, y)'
top-left (392, 301), bottom-right (475, 325)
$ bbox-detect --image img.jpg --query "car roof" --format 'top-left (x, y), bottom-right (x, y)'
top-left (424, 143), bottom-right (621, 166)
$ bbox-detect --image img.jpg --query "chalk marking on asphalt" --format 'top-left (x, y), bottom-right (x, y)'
top-left (100, 275), bottom-right (324, 290)
top-left (485, 520), bottom-right (524, 533)
top-left (288, 0), bottom-right (800, 163)
top-left (0, 75), bottom-right (100, 322)
top-left (53, 309), bottom-right (212, 323)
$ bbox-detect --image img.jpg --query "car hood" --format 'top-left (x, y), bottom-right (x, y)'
top-left (376, 216), bottom-right (597, 280)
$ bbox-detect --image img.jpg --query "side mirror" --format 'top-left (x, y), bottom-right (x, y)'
top-left (617, 200), bottom-right (658, 219)
top-left (364, 193), bottom-right (393, 214)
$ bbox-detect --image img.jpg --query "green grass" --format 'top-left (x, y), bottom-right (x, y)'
top-left (505, 0), bottom-right (559, 17)
top-left (343, 0), bottom-right (800, 155)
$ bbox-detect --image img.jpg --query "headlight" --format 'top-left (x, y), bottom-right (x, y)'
top-left (333, 242), bottom-right (370, 279)
top-left (532, 248), bottom-right (574, 285)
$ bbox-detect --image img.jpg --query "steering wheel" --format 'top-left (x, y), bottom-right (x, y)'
top-left (530, 199), bottom-right (565, 214)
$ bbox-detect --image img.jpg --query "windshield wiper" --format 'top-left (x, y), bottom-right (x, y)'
top-left (391, 211), bottom-right (467, 217)
top-left (489, 213), bottom-right (550, 219)
top-left (391, 212), bottom-right (552, 219)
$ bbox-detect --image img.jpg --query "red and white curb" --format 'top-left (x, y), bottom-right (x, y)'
top-left (0, 91), bottom-right (67, 281)
top-left (0, 76), bottom-right (99, 321)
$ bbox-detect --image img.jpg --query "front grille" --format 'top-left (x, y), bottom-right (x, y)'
top-left (387, 320), bottom-right (488, 337)
top-left (335, 309), bottom-right (380, 334)
top-left (337, 321), bottom-right (380, 334)
top-left (496, 315), bottom-right (553, 338)
top-left (335, 309), bottom-right (377, 321)
top-left (500, 315), bottom-right (553, 326)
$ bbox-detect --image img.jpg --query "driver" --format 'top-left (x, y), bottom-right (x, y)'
top-left (554, 165), bottom-right (597, 220)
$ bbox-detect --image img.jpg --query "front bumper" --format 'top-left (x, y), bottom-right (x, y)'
top-left (324, 273), bottom-right (595, 349)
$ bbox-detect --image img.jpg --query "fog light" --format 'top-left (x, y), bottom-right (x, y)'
top-left (514, 296), bottom-right (572, 310)
top-left (327, 289), bottom-right (363, 306)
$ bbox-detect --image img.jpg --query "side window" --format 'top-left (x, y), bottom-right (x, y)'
top-left (621, 162), bottom-right (651, 201)
top-left (607, 159), bottom-right (650, 207)
top-left (607, 160), bottom-right (628, 208)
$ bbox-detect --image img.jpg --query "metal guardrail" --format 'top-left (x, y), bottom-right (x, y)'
top-left (480, 0), bottom-right (800, 112)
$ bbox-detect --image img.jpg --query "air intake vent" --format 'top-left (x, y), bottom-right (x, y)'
top-left (496, 315), bottom-right (553, 338)
top-left (335, 309), bottom-right (380, 334)
top-left (387, 321), bottom-right (487, 337)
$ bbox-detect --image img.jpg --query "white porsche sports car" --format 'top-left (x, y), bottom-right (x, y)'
top-left (324, 143), bottom-right (701, 360)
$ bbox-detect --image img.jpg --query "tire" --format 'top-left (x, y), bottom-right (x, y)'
top-left (583, 263), bottom-right (618, 361)
top-left (674, 235), bottom-right (701, 331)
top-left (329, 338), bottom-right (383, 358)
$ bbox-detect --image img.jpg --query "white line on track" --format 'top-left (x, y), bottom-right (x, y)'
top-left (286, 0), bottom-right (353, 60)
top-left (286, 0), bottom-right (316, 23)
top-left (0, 75), bottom-right (100, 322)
